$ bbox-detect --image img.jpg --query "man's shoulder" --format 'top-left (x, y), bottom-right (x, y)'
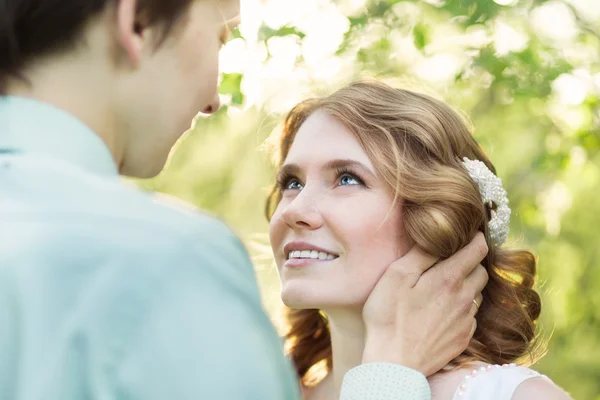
top-left (3, 155), bottom-right (234, 241)
top-left (2, 161), bottom-right (251, 271)
top-left (108, 183), bottom-right (236, 243)
top-left (2, 157), bottom-right (258, 281)
top-left (79, 183), bottom-right (249, 268)
top-left (77, 176), bottom-right (229, 235)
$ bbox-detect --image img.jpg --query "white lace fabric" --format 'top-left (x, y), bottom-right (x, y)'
top-left (452, 364), bottom-right (550, 399)
top-left (339, 363), bottom-right (553, 400)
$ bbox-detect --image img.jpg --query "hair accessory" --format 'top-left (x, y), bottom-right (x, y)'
top-left (461, 157), bottom-right (511, 246)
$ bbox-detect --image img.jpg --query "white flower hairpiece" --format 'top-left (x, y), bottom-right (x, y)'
top-left (461, 157), bottom-right (511, 246)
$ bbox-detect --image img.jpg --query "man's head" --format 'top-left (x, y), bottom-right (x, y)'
top-left (0, 0), bottom-right (240, 177)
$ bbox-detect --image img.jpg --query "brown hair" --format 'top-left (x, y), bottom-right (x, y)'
top-left (266, 79), bottom-right (543, 385)
top-left (0, 0), bottom-right (194, 93)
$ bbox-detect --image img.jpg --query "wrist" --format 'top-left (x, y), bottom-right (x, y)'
top-left (362, 336), bottom-right (424, 373)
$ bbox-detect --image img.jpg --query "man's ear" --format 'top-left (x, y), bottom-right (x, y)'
top-left (115, 0), bottom-right (144, 66)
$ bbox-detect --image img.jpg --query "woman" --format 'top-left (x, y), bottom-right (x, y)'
top-left (266, 80), bottom-right (570, 399)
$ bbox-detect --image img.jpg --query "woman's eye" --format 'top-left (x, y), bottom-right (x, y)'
top-left (286, 179), bottom-right (304, 191)
top-left (339, 174), bottom-right (360, 186)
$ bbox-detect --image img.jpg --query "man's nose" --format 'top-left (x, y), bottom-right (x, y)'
top-left (201, 93), bottom-right (221, 114)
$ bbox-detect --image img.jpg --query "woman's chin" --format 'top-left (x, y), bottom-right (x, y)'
top-left (280, 289), bottom-right (357, 310)
top-left (281, 288), bottom-right (326, 309)
top-left (283, 282), bottom-right (371, 308)
top-left (281, 293), bottom-right (315, 309)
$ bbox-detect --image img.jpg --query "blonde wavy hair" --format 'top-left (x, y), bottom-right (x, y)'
top-left (265, 79), bottom-right (543, 385)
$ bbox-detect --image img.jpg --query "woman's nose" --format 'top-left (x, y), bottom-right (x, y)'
top-left (281, 191), bottom-right (323, 230)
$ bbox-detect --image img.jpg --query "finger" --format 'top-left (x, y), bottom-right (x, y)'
top-left (439, 232), bottom-right (488, 279)
top-left (475, 292), bottom-right (483, 309)
top-left (470, 293), bottom-right (483, 316)
top-left (383, 244), bottom-right (439, 288)
top-left (456, 317), bottom-right (478, 356)
top-left (464, 264), bottom-right (489, 295)
top-left (468, 318), bottom-right (477, 341)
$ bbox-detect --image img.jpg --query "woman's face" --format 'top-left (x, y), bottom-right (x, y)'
top-left (269, 110), bottom-right (412, 310)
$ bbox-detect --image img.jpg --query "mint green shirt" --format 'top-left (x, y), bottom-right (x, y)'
top-left (0, 96), bottom-right (430, 400)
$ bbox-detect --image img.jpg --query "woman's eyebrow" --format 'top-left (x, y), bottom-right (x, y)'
top-left (321, 159), bottom-right (376, 178)
top-left (278, 159), bottom-right (376, 180)
top-left (277, 163), bottom-right (301, 181)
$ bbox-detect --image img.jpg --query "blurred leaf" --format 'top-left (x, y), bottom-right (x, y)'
top-left (413, 24), bottom-right (429, 50)
top-left (219, 73), bottom-right (244, 105)
top-left (257, 23), bottom-right (306, 41)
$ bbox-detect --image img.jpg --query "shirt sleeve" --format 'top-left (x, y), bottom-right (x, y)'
top-left (108, 224), bottom-right (301, 400)
top-left (340, 363), bottom-right (431, 400)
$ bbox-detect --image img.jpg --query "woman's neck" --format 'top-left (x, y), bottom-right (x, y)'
top-left (314, 308), bottom-right (463, 400)
top-left (323, 308), bottom-right (366, 398)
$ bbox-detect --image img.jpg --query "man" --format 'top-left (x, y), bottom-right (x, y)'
top-left (0, 0), bottom-right (488, 398)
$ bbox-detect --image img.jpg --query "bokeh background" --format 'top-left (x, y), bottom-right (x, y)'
top-left (139, 0), bottom-right (600, 397)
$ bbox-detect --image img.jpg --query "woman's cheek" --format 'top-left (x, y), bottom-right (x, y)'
top-left (346, 249), bottom-right (395, 305)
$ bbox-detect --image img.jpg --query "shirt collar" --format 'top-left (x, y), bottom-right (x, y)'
top-left (0, 96), bottom-right (118, 177)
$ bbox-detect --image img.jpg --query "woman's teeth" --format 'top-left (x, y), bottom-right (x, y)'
top-left (288, 250), bottom-right (336, 260)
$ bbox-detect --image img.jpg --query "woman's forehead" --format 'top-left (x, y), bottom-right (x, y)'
top-left (285, 111), bottom-right (374, 168)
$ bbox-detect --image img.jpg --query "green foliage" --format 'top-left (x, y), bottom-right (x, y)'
top-left (142, 0), bottom-right (600, 397)
top-left (258, 23), bottom-right (306, 41)
top-left (219, 73), bottom-right (244, 105)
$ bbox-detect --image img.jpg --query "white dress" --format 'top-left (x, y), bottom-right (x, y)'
top-left (452, 363), bottom-right (550, 399)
